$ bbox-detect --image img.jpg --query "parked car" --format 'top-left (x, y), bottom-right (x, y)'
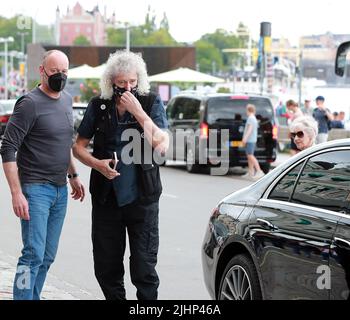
top-left (165, 93), bottom-right (277, 174)
top-left (202, 139), bottom-right (350, 300)
top-left (0, 99), bottom-right (17, 137)
top-left (72, 102), bottom-right (88, 134)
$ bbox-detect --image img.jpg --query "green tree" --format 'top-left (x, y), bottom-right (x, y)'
top-left (0, 15), bottom-right (30, 52)
top-left (106, 27), bottom-right (125, 46)
top-left (199, 28), bottom-right (241, 71)
top-left (144, 5), bottom-right (157, 36)
top-left (147, 29), bottom-right (177, 46)
top-left (195, 40), bottom-right (222, 74)
top-left (160, 12), bottom-right (169, 31)
top-left (0, 15), bottom-right (54, 54)
top-left (73, 35), bottom-right (91, 46)
top-left (80, 79), bottom-right (100, 102)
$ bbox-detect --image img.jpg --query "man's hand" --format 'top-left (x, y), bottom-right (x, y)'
top-left (119, 91), bottom-right (143, 116)
top-left (96, 159), bottom-right (120, 180)
top-left (12, 192), bottom-right (30, 220)
top-left (69, 177), bottom-right (85, 202)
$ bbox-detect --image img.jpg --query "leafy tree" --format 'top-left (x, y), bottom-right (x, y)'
top-left (106, 7), bottom-right (177, 47)
top-left (195, 40), bottom-right (222, 74)
top-left (0, 15), bottom-right (31, 52)
top-left (147, 29), bottom-right (177, 46)
top-left (160, 12), bottom-right (169, 31)
top-left (80, 79), bottom-right (100, 102)
top-left (144, 5), bottom-right (157, 36)
top-left (217, 87), bottom-right (230, 93)
top-left (198, 28), bottom-right (241, 71)
top-left (0, 15), bottom-right (54, 54)
top-left (73, 35), bottom-right (91, 46)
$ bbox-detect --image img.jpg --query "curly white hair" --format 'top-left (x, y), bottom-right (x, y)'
top-left (100, 50), bottom-right (150, 99)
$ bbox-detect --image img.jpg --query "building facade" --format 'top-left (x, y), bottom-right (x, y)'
top-left (55, 2), bottom-right (116, 46)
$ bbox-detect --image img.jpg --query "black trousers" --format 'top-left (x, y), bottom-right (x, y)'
top-left (91, 191), bottom-right (159, 300)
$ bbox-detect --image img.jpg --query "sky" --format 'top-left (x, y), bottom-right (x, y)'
top-left (1, 0), bottom-right (349, 45)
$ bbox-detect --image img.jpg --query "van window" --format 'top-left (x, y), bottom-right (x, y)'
top-left (167, 97), bottom-right (201, 120)
top-left (206, 97), bottom-right (273, 124)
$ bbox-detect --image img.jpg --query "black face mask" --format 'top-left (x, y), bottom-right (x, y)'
top-left (113, 84), bottom-right (138, 97)
top-left (44, 69), bottom-right (67, 92)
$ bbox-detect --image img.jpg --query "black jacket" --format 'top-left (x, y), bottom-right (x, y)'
top-left (88, 93), bottom-right (162, 205)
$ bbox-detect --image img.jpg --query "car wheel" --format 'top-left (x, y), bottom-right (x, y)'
top-left (186, 146), bottom-right (202, 173)
top-left (218, 254), bottom-right (262, 300)
top-left (260, 163), bottom-right (271, 174)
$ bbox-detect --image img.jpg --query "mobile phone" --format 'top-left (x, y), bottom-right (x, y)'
top-left (113, 152), bottom-right (118, 170)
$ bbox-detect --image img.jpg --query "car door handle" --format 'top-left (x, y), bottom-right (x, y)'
top-left (257, 218), bottom-right (278, 230)
top-left (334, 237), bottom-right (350, 249)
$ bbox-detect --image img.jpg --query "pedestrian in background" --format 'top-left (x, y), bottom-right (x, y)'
top-left (301, 98), bottom-right (313, 116)
top-left (330, 111), bottom-right (344, 129)
top-left (72, 50), bottom-right (169, 300)
top-left (289, 116), bottom-right (318, 152)
top-left (339, 111), bottom-right (346, 126)
top-left (286, 99), bottom-right (303, 155)
top-left (241, 104), bottom-right (265, 180)
top-left (312, 96), bottom-right (334, 144)
top-left (0, 50), bottom-right (85, 300)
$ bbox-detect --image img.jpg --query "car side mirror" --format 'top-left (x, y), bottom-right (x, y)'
top-left (335, 41), bottom-right (350, 77)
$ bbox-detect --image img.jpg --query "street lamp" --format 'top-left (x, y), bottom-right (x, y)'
top-left (237, 26), bottom-right (252, 68)
top-left (125, 23), bottom-right (130, 52)
top-left (116, 22), bottom-right (137, 52)
top-left (0, 36), bottom-right (14, 100)
top-left (17, 32), bottom-right (29, 55)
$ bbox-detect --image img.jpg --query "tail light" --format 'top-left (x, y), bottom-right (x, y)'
top-left (200, 122), bottom-right (209, 139)
top-left (272, 124), bottom-right (278, 140)
top-left (0, 115), bottom-right (11, 123)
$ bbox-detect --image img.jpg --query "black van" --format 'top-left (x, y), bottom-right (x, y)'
top-left (165, 93), bottom-right (277, 174)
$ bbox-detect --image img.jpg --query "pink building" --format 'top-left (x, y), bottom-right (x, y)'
top-left (56, 2), bottom-right (115, 46)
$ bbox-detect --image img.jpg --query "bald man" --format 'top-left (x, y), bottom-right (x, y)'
top-left (0, 50), bottom-right (85, 300)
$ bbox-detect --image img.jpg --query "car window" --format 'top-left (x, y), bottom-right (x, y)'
top-left (167, 97), bottom-right (201, 120)
top-left (268, 162), bottom-right (304, 201)
top-left (206, 97), bottom-right (273, 124)
top-left (0, 101), bottom-right (16, 113)
top-left (291, 150), bottom-right (350, 214)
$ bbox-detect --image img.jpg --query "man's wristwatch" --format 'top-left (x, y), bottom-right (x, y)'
top-left (67, 173), bottom-right (79, 179)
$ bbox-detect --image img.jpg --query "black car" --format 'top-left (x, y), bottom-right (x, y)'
top-left (202, 139), bottom-right (350, 300)
top-left (165, 93), bottom-right (277, 174)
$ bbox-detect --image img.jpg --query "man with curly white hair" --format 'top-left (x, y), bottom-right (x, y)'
top-left (73, 50), bottom-right (169, 300)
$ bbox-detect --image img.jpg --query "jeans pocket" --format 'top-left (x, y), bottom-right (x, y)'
top-left (21, 183), bottom-right (49, 195)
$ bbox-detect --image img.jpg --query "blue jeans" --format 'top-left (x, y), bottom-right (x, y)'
top-left (13, 183), bottom-right (68, 300)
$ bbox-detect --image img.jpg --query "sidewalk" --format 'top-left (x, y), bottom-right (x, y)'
top-left (0, 259), bottom-right (79, 300)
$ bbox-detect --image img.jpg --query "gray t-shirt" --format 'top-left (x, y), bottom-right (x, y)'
top-left (244, 114), bottom-right (258, 143)
top-left (0, 87), bottom-right (73, 186)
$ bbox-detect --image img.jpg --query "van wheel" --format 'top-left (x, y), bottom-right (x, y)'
top-left (186, 147), bottom-right (202, 173)
top-left (260, 163), bottom-right (271, 174)
top-left (218, 254), bottom-right (262, 300)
